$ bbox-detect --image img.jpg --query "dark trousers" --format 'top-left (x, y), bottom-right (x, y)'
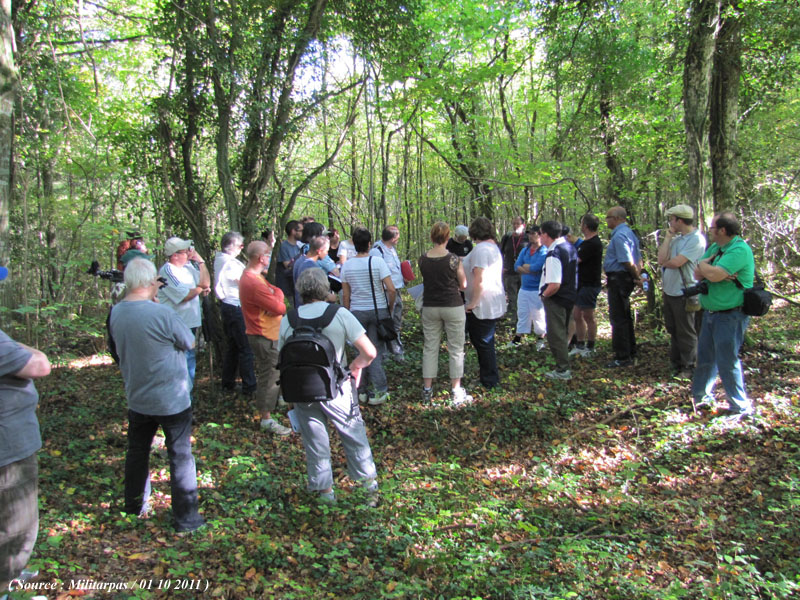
top-left (607, 273), bottom-right (637, 360)
top-left (467, 312), bottom-right (499, 388)
top-left (0, 453), bottom-right (38, 588)
top-left (543, 297), bottom-right (573, 372)
top-left (220, 303), bottom-right (257, 394)
top-left (124, 407), bottom-right (205, 532)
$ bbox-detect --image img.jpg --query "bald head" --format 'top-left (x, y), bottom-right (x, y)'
top-left (246, 240), bottom-right (269, 264)
top-left (608, 206), bottom-right (627, 219)
top-left (605, 206), bottom-right (628, 230)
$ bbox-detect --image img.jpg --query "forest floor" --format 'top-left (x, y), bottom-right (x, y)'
top-left (12, 295), bottom-right (800, 599)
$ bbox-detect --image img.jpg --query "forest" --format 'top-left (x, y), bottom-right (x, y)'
top-left (1, 0), bottom-right (800, 598)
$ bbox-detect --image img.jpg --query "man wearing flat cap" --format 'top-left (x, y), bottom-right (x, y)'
top-left (656, 204), bottom-right (706, 377)
top-left (158, 237), bottom-right (211, 394)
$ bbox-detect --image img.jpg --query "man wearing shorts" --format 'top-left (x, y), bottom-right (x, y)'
top-left (569, 214), bottom-right (603, 358)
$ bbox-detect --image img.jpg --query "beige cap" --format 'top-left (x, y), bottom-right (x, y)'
top-left (665, 204), bottom-right (694, 220)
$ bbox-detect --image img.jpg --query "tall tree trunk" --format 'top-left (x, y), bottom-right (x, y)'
top-left (709, 5), bottom-right (741, 212)
top-left (0, 0), bottom-right (15, 271)
top-left (598, 81), bottom-right (631, 218)
top-left (683, 0), bottom-right (720, 216)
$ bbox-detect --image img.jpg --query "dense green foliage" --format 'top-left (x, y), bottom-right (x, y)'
top-left (3, 0), bottom-right (799, 332)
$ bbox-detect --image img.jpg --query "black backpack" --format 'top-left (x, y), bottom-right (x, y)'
top-left (278, 304), bottom-right (350, 402)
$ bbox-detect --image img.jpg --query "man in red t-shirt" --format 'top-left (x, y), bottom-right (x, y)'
top-left (239, 239), bottom-right (292, 436)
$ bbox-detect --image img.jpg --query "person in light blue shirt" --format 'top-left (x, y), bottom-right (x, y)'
top-left (657, 204), bottom-right (706, 376)
top-left (603, 206), bottom-right (642, 368)
top-left (511, 225), bottom-right (548, 348)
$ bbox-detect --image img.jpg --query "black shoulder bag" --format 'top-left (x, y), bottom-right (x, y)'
top-left (368, 257), bottom-right (398, 341)
top-left (735, 272), bottom-right (772, 317)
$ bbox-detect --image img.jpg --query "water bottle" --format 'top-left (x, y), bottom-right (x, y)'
top-left (641, 272), bottom-right (649, 292)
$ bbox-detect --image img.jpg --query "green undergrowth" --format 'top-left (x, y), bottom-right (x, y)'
top-left (15, 300), bottom-right (800, 599)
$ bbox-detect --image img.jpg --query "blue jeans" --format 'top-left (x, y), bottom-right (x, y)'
top-left (186, 327), bottom-right (197, 396)
top-left (124, 407), bottom-right (205, 532)
top-left (691, 309), bottom-right (752, 413)
top-left (350, 309), bottom-right (389, 395)
top-left (467, 312), bottom-right (499, 388)
top-left (220, 303), bottom-right (257, 394)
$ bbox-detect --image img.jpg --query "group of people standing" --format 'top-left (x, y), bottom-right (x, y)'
top-left (0, 204), bottom-right (759, 590)
top-left (499, 205), bottom-right (757, 424)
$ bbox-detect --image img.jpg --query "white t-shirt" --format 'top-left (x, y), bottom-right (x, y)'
top-left (340, 256), bottom-right (392, 312)
top-left (540, 237), bottom-right (566, 293)
top-left (213, 251), bottom-right (245, 306)
top-left (337, 240), bottom-right (357, 261)
top-left (463, 240), bottom-right (506, 320)
top-left (158, 262), bottom-right (202, 328)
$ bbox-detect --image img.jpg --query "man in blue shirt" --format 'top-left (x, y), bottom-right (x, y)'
top-left (603, 206), bottom-right (642, 368)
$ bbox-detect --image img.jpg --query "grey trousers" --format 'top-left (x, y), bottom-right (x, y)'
top-left (663, 293), bottom-right (702, 370)
top-left (0, 453), bottom-right (38, 589)
top-left (504, 271), bottom-right (521, 318)
top-left (543, 297), bottom-right (572, 372)
top-left (294, 383), bottom-right (378, 491)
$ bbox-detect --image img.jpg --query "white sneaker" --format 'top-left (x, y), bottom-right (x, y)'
top-left (368, 391), bottom-right (390, 405)
top-left (535, 339), bottom-right (547, 351)
top-left (451, 387), bottom-right (473, 406)
top-left (569, 346), bottom-right (590, 357)
top-left (260, 419), bottom-right (292, 436)
top-left (545, 369), bottom-right (572, 380)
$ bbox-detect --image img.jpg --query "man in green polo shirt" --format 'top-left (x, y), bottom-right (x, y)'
top-left (691, 212), bottom-right (755, 417)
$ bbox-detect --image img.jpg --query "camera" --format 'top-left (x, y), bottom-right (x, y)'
top-left (86, 260), bottom-right (123, 283)
top-left (682, 280), bottom-right (709, 297)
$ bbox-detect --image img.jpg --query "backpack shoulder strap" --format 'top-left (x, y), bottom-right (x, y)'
top-left (294, 303), bottom-right (340, 331)
top-left (287, 308), bottom-right (299, 329)
top-left (317, 303), bottom-right (341, 329)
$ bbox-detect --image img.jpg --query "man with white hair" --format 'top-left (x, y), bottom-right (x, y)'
top-left (214, 231), bottom-right (256, 396)
top-left (158, 237), bottom-right (210, 393)
top-left (110, 258), bottom-right (205, 533)
top-left (446, 225), bottom-right (473, 259)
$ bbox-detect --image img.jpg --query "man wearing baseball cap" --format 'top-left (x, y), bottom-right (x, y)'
top-left (158, 237), bottom-right (211, 394)
top-left (656, 204), bottom-right (706, 378)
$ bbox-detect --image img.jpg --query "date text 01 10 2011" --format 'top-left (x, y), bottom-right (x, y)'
top-left (136, 579), bottom-right (210, 591)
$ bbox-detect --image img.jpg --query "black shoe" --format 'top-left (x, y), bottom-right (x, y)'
top-left (606, 358), bottom-right (634, 368)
